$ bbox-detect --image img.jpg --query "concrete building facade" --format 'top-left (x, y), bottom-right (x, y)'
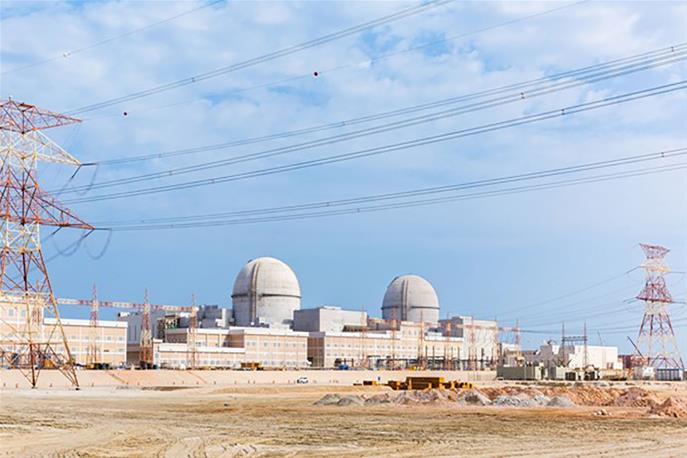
top-left (0, 299), bottom-right (128, 367)
top-left (293, 306), bottom-right (367, 333)
top-left (307, 321), bottom-right (464, 368)
top-left (45, 318), bottom-right (128, 366)
top-left (163, 326), bottom-right (309, 369)
top-left (525, 342), bottom-right (622, 370)
top-left (439, 316), bottom-right (499, 365)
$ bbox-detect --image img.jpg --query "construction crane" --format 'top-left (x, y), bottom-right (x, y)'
top-left (56, 294), bottom-right (197, 369)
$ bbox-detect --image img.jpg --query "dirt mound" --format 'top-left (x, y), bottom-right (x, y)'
top-left (493, 394), bottom-right (536, 407)
top-left (316, 389), bottom-right (459, 407)
top-left (649, 397), bottom-right (687, 418)
top-left (315, 394), bottom-right (343, 406)
top-left (316, 385), bottom-right (666, 411)
top-left (540, 385), bottom-right (620, 406)
top-left (364, 393), bottom-right (393, 405)
top-left (457, 389), bottom-right (492, 406)
top-left (336, 395), bottom-right (365, 406)
top-left (547, 396), bottom-right (575, 408)
top-left (392, 389), bottom-right (458, 405)
top-left (613, 387), bottom-right (659, 408)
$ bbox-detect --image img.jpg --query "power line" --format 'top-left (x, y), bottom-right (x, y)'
top-left (500, 280), bottom-right (634, 319)
top-left (82, 0), bottom-right (589, 121)
top-left (1, 0), bottom-right (224, 76)
top-left (66, 0), bottom-right (455, 115)
top-left (63, 80), bottom-right (687, 204)
top-left (96, 151), bottom-right (687, 230)
top-left (92, 147), bottom-right (687, 225)
top-left (79, 42), bottom-right (687, 168)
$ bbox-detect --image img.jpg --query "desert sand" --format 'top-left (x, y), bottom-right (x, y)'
top-left (1, 376), bottom-right (687, 457)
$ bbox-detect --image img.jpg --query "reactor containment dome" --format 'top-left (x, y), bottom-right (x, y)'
top-left (232, 257), bottom-right (301, 328)
top-left (381, 274), bottom-right (439, 326)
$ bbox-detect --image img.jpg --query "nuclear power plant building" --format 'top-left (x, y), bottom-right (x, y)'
top-left (114, 256), bottom-right (498, 370)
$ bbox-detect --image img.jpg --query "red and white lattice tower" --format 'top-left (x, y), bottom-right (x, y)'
top-left (86, 284), bottom-right (100, 367)
top-left (635, 243), bottom-right (683, 369)
top-left (0, 99), bottom-right (93, 388)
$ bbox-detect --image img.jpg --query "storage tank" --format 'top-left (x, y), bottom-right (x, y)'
top-left (381, 274), bottom-right (439, 326)
top-left (231, 257), bottom-right (301, 328)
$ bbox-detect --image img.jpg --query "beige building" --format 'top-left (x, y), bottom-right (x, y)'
top-left (45, 318), bottom-right (128, 366)
top-left (0, 299), bottom-right (127, 367)
top-left (159, 326), bottom-right (309, 369)
top-left (308, 321), bottom-right (464, 368)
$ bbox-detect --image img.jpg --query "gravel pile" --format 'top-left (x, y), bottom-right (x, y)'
top-left (457, 389), bottom-right (492, 406)
top-left (493, 394), bottom-right (536, 407)
top-left (547, 396), bottom-right (575, 408)
top-left (533, 395), bottom-right (552, 406)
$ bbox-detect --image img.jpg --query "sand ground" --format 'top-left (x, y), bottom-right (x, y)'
top-left (1, 382), bottom-right (687, 457)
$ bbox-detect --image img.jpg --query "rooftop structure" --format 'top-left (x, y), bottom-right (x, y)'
top-left (381, 274), bottom-right (440, 327)
top-left (524, 341), bottom-right (622, 370)
top-left (231, 257), bottom-right (301, 328)
top-left (293, 306), bottom-right (367, 333)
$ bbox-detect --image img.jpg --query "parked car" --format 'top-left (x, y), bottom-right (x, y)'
top-left (296, 376), bottom-right (309, 384)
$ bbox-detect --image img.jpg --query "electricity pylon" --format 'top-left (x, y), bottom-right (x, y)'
top-left (635, 243), bottom-right (683, 369)
top-left (0, 99), bottom-right (93, 388)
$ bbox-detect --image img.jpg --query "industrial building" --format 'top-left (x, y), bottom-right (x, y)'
top-left (0, 301), bottom-right (128, 367)
top-left (231, 257), bottom-right (301, 328)
top-left (2, 255), bottom-right (500, 371)
top-left (525, 341), bottom-right (622, 370)
top-left (382, 274), bottom-right (440, 327)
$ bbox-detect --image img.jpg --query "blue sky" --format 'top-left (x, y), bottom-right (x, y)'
top-left (1, 0), bottom-right (686, 353)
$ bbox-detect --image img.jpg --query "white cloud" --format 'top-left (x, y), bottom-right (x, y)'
top-left (1, 0), bottom-right (686, 351)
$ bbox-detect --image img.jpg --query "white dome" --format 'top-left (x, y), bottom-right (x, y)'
top-left (231, 257), bottom-right (301, 328)
top-left (381, 274), bottom-right (439, 326)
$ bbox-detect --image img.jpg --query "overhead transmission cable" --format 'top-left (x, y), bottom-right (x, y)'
top-left (93, 148), bottom-right (687, 225)
top-left (84, 0), bottom-right (588, 120)
top-left (498, 269), bottom-right (639, 319)
top-left (57, 46), bottom-right (687, 196)
top-left (92, 148), bottom-right (687, 230)
top-left (100, 163), bottom-right (687, 230)
top-left (63, 80), bottom-right (687, 204)
top-left (66, 0), bottom-right (455, 115)
top-left (82, 42), bottom-right (687, 168)
top-left (1, 0), bottom-right (224, 76)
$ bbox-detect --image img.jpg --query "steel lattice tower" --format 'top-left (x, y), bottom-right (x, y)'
top-left (0, 99), bottom-right (93, 388)
top-left (635, 243), bottom-right (684, 369)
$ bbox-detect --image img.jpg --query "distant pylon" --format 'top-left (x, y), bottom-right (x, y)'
top-left (86, 285), bottom-right (100, 367)
top-left (468, 317), bottom-right (477, 370)
top-left (139, 289), bottom-right (153, 368)
top-left (635, 243), bottom-right (684, 369)
top-left (186, 294), bottom-right (198, 370)
top-left (0, 99), bottom-right (93, 389)
top-left (514, 319), bottom-right (522, 362)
